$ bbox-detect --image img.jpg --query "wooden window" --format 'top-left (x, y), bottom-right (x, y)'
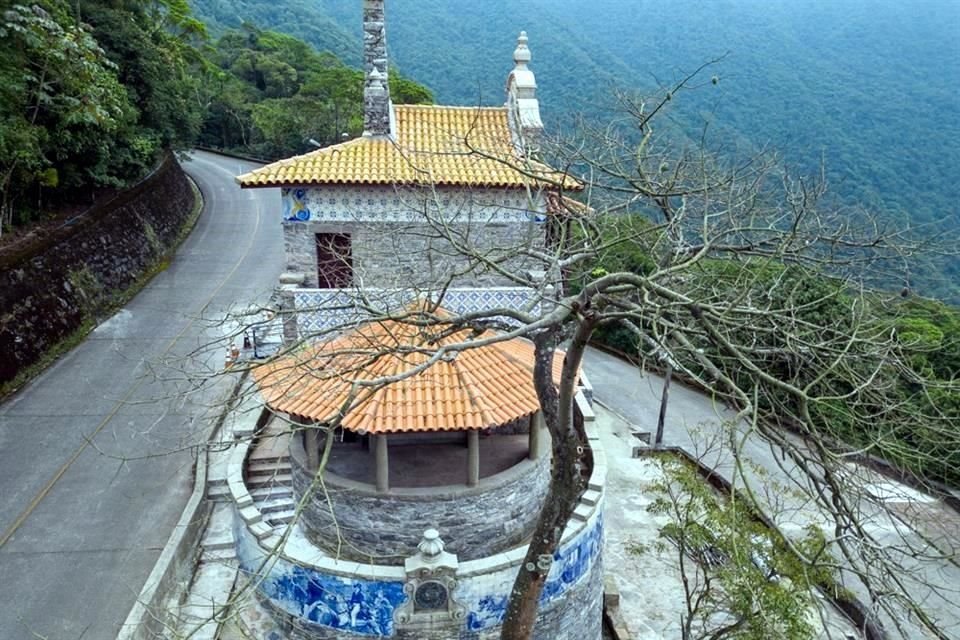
top-left (315, 233), bottom-right (352, 288)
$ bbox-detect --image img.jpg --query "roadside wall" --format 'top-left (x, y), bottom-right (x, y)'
top-left (0, 153), bottom-right (195, 384)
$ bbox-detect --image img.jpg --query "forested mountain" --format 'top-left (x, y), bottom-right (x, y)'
top-left (188, 0), bottom-right (960, 301)
top-left (0, 0), bottom-right (429, 236)
top-left (198, 25), bottom-right (431, 158)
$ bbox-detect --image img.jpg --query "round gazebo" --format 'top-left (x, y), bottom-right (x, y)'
top-left (252, 308), bottom-right (562, 561)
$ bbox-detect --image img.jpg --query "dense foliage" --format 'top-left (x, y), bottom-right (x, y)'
top-left (188, 0), bottom-right (960, 301)
top-left (0, 2), bottom-right (431, 233)
top-left (197, 24), bottom-right (432, 159)
top-left (646, 455), bottom-right (834, 640)
top-left (0, 0), bottom-right (205, 231)
top-left (583, 220), bottom-right (960, 486)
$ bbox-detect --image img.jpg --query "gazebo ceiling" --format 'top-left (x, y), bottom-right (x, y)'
top-left (252, 309), bottom-right (567, 434)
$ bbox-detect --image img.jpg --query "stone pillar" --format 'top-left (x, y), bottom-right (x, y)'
top-left (529, 411), bottom-right (546, 460)
top-left (467, 430), bottom-right (480, 486)
top-left (304, 427), bottom-right (320, 473)
top-left (375, 434), bottom-right (389, 493)
top-left (277, 282), bottom-right (301, 345)
top-left (362, 0), bottom-right (391, 136)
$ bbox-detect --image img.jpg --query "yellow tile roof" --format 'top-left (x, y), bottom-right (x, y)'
top-left (252, 307), bottom-right (570, 434)
top-left (236, 104), bottom-right (581, 190)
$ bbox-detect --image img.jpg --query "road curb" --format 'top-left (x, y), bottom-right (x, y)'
top-left (116, 373), bottom-right (245, 640)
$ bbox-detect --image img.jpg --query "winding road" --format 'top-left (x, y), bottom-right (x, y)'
top-left (0, 151), bottom-right (282, 639)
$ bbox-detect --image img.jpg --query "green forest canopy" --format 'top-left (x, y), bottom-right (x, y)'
top-left (0, 0), bottom-right (430, 233)
top-left (188, 0), bottom-right (960, 302)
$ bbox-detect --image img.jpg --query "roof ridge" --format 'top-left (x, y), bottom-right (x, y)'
top-left (396, 104), bottom-right (507, 111)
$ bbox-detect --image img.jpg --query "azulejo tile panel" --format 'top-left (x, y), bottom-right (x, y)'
top-left (235, 506), bottom-right (603, 637)
top-left (281, 185), bottom-right (545, 225)
top-left (293, 287), bottom-right (543, 338)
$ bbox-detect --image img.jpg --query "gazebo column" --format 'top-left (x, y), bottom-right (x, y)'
top-left (375, 434), bottom-right (389, 493)
top-left (467, 430), bottom-right (480, 487)
top-left (304, 427), bottom-right (320, 473)
top-left (529, 411), bottom-right (546, 460)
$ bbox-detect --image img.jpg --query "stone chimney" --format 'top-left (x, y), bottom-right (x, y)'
top-left (506, 31), bottom-right (544, 152)
top-left (363, 0), bottom-right (392, 137)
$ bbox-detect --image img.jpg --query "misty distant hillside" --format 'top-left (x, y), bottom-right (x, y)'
top-left (189, 0), bottom-right (960, 300)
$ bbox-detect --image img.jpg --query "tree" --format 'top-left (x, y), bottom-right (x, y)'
top-left (176, 70), bottom-right (957, 640)
top-left (646, 453), bottom-right (829, 640)
top-left (0, 1), bottom-right (133, 232)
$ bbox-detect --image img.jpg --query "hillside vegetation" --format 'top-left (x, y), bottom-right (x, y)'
top-left (189, 0), bottom-right (960, 301)
top-left (0, 0), bottom-right (430, 235)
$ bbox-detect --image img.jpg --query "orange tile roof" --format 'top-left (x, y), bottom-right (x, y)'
top-left (252, 309), bottom-right (570, 434)
top-left (236, 104), bottom-right (582, 190)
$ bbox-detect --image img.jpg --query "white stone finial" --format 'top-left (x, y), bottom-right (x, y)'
top-left (417, 528), bottom-right (445, 558)
top-left (513, 30), bottom-right (531, 68)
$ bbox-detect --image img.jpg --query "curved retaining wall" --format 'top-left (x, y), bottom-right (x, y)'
top-left (229, 392), bottom-right (606, 640)
top-left (0, 153), bottom-right (195, 384)
top-left (288, 436), bottom-right (552, 562)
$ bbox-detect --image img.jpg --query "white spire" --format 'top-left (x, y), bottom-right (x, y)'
top-left (506, 30), bottom-right (543, 151)
top-left (513, 30), bottom-right (531, 69)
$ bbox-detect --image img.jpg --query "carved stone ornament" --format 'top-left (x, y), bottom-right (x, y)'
top-left (395, 529), bottom-right (466, 628)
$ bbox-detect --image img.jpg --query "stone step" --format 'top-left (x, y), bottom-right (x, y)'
top-left (178, 561), bottom-right (238, 640)
top-left (249, 485), bottom-right (294, 502)
top-left (265, 509), bottom-right (296, 526)
top-left (206, 484), bottom-right (232, 501)
top-left (247, 458), bottom-right (292, 472)
top-left (202, 536), bottom-right (235, 552)
top-left (248, 451), bottom-right (291, 464)
top-left (580, 489), bottom-right (602, 507)
top-left (260, 497), bottom-right (296, 515)
top-left (246, 463), bottom-right (291, 478)
top-left (201, 503), bottom-right (235, 551)
top-left (203, 548), bottom-right (238, 563)
top-left (245, 472), bottom-right (292, 488)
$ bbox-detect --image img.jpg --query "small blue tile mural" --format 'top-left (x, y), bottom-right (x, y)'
top-left (282, 188), bottom-right (312, 222)
top-left (235, 516), bottom-right (407, 637)
top-left (267, 566), bottom-right (404, 635)
top-left (465, 513), bottom-right (603, 631)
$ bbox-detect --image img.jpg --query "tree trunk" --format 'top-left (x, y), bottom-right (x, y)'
top-left (655, 362), bottom-right (672, 446)
top-left (500, 314), bottom-right (596, 639)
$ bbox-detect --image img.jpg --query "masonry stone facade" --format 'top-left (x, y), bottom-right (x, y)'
top-left (288, 435), bottom-right (551, 562)
top-left (280, 185), bottom-right (547, 290)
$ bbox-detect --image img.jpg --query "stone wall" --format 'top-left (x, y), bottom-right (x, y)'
top-left (280, 184), bottom-right (547, 289)
top-left (288, 435), bottom-right (551, 562)
top-left (0, 153), bottom-right (195, 384)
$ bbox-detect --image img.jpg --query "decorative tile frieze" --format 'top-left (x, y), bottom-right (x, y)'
top-left (292, 287), bottom-right (543, 338)
top-left (281, 185), bottom-right (546, 225)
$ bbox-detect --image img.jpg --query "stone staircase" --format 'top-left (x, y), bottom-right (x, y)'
top-left (246, 426), bottom-right (295, 530)
top-left (247, 454), bottom-right (296, 529)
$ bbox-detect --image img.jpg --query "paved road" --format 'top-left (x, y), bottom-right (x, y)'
top-left (583, 346), bottom-right (960, 639)
top-left (0, 151), bottom-right (283, 640)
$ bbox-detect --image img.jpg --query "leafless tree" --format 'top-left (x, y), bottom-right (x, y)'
top-left (154, 71), bottom-right (959, 640)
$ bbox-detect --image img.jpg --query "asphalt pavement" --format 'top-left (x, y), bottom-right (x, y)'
top-left (0, 151), bottom-right (283, 640)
